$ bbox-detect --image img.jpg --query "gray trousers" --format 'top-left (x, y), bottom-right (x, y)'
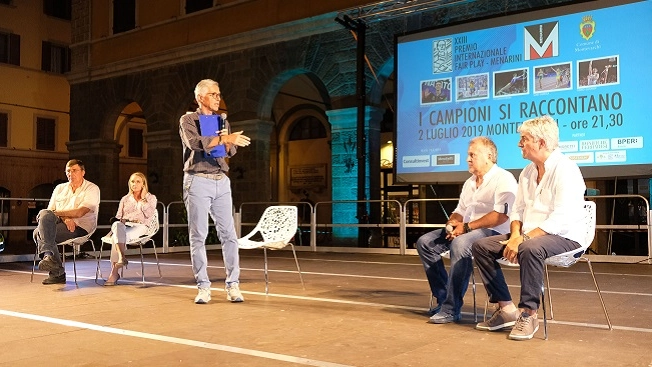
top-left (472, 233), bottom-right (580, 310)
top-left (35, 210), bottom-right (88, 276)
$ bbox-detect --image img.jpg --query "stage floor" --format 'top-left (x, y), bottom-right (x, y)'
top-left (1, 250), bottom-right (651, 366)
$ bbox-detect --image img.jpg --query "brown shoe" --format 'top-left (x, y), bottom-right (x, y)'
top-left (476, 308), bottom-right (519, 331)
top-left (508, 312), bottom-right (539, 340)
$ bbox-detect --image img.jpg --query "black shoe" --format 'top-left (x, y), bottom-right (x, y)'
top-left (38, 255), bottom-right (61, 272)
top-left (42, 273), bottom-right (66, 285)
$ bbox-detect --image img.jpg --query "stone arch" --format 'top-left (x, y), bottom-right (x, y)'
top-left (257, 69), bottom-right (331, 122)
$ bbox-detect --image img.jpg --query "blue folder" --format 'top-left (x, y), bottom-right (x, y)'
top-left (198, 115), bottom-right (227, 158)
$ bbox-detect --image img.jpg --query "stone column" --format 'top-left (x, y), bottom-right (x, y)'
top-left (145, 130), bottom-right (183, 205)
top-left (66, 139), bottom-right (122, 200)
top-left (326, 106), bottom-right (384, 246)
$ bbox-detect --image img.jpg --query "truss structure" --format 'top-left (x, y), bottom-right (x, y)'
top-left (337, 0), bottom-right (479, 22)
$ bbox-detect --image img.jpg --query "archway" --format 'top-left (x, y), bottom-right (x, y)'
top-left (113, 102), bottom-right (148, 190)
top-left (273, 74), bottom-right (331, 203)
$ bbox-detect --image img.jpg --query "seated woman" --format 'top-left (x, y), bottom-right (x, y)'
top-left (105, 172), bottom-right (157, 286)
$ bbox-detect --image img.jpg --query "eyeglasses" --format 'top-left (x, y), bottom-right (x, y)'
top-left (66, 168), bottom-right (82, 174)
top-left (519, 135), bottom-right (538, 145)
top-left (206, 92), bottom-right (221, 100)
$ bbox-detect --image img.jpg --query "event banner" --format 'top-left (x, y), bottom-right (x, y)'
top-left (395, 0), bottom-right (652, 182)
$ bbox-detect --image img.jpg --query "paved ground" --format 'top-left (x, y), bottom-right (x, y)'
top-left (0, 251), bottom-right (651, 366)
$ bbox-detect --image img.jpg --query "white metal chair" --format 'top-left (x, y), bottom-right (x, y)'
top-left (99, 210), bottom-right (162, 285)
top-left (237, 205), bottom-right (305, 294)
top-left (31, 229), bottom-right (98, 286)
top-left (497, 201), bottom-right (612, 339)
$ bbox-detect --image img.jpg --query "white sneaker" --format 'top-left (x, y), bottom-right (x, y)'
top-left (194, 288), bottom-right (211, 304)
top-left (226, 283), bottom-right (244, 302)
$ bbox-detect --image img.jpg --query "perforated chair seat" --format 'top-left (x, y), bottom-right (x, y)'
top-left (237, 205), bottom-right (305, 294)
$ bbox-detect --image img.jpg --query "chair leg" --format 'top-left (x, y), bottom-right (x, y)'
top-left (89, 240), bottom-right (101, 284)
top-left (139, 243), bottom-right (146, 285)
top-left (31, 243), bottom-right (38, 283)
top-left (263, 247), bottom-right (269, 294)
top-left (289, 243), bottom-right (305, 290)
top-left (541, 284), bottom-right (548, 340)
top-left (582, 257), bottom-right (613, 330)
top-left (152, 239), bottom-right (162, 278)
top-left (544, 265), bottom-right (554, 320)
top-left (471, 269), bottom-right (477, 323)
top-left (71, 244), bottom-right (78, 286)
top-left (93, 240), bottom-right (104, 285)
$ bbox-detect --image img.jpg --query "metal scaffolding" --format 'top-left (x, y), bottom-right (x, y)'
top-left (337, 0), bottom-right (479, 22)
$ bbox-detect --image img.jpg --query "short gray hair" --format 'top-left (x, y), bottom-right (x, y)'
top-left (194, 79), bottom-right (219, 104)
top-left (517, 115), bottom-right (559, 151)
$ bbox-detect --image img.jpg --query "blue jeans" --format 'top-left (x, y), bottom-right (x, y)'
top-left (35, 209), bottom-right (88, 276)
top-left (183, 174), bottom-right (240, 289)
top-left (416, 227), bottom-right (499, 315)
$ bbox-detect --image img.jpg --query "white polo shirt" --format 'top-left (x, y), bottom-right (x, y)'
top-left (453, 164), bottom-right (518, 234)
top-left (510, 149), bottom-right (586, 244)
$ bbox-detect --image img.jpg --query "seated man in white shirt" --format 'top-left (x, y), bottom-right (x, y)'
top-left (35, 159), bottom-right (100, 285)
top-left (416, 137), bottom-right (517, 323)
top-left (472, 115), bottom-right (586, 340)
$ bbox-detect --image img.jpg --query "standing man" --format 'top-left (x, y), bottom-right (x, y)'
top-left (36, 159), bottom-right (100, 284)
top-left (472, 115), bottom-right (586, 340)
top-left (416, 137), bottom-right (517, 323)
top-left (179, 79), bottom-right (251, 304)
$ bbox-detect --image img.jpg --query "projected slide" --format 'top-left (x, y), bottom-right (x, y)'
top-left (395, 0), bottom-right (652, 183)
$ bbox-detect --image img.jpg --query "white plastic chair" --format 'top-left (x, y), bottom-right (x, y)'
top-left (497, 201), bottom-right (612, 339)
top-left (31, 229), bottom-right (98, 286)
top-left (237, 205), bottom-right (305, 294)
top-left (99, 210), bottom-right (162, 285)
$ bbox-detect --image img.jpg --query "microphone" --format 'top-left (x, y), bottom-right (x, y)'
top-left (219, 113), bottom-right (227, 132)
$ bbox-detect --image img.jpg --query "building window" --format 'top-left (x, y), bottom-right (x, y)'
top-left (43, 0), bottom-right (71, 20)
top-left (289, 116), bottom-right (327, 141)
top-left (128, 128), bottom-right (144, 157)
top-left (113, 0), bottom-right (136, 34)
top-left (0, 113), bottom-right (7, 147)
top-left (41, 41), bottom-right (70, 73)
top-left (36, 117), bottom-right (55, 151)
top-left (185, 0), bottom-right (213, 14)
top-left (0, 31), bottom-right (20, 66)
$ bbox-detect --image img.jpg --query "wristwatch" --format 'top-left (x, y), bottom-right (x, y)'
top-left (522, 233), bottom-right (531, 242)
top-left (463, 223), bottom-right (471, 233)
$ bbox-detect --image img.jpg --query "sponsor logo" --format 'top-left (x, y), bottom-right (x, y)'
top-left (565, 152), bottom-right (594, 163)
top-left (524, 21), bottom-right (559, 60)
top-left (558, 141), bottom-right (578, 152)
top-left (433, 154), bottom-right (460, 166)
top-left (580, 139), bottom-right (609, 151)
top-left (595, 150), bottom-right (626, 163)
top-left (611, 137), bottom-right (643, 149)
top-left (402, 155), bottom-right (431, 168)
top-left (580, 15), bottom-right (595, 40)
